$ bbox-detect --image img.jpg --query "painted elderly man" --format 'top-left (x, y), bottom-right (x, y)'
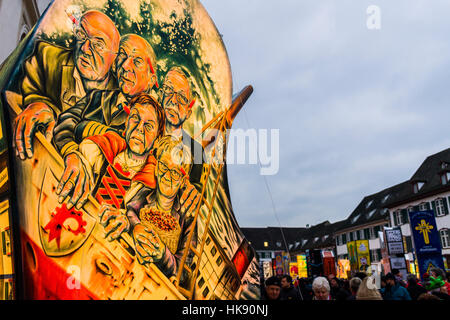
top-left (54, 34), bottom-right (158, 210)
top-left (160, 67), bottom-right (205, 215)
top-left (13, 10), bottom-right (120, 160)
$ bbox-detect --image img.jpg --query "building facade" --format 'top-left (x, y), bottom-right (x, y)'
top-left (386, 149), bottom-right (450, 270)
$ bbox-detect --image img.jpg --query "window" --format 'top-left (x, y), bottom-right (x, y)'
top-left (419, 202), bottom-right (428, 211)
top-left (382, 194), bottom-right (390, 204)
top-left (435, 199), bottom-right (446, 217)
top-left (440, 229), bottom-right (450, 248)
top-left (359, 229), bottom-right (365, 240)
top-left (353, 231), bottom-right (358, 241)
top-left (407, 206), bottom-right (414, 213)
top-left (302, 239), bottom-right (308, 246)
top-left (276, 241), bottom-right (282, 248)
top-left (351, 214), bottom-right (361, 224)
top-left (366, 200), bottom-right (373, 209)
top-left (371, 249), bottom-right (379, 262)
top-left (413, 182), bottom-right (424, 193)
top-left (314, 237), bottom-right (319, 243)
top-left (336, 236), bottom-right (341, 246)
top-left (210, 246), bottom-right (217, 257)
top-left (323, 235), bottom-right (329, 241)
top-left (441, 174), bottom-right (448, 185)
top-left (367, 209), bottom-right (376, 219)
top-left (369, 227), bottom-right (375, 239)
top-left (395, 210), bottom-right (403, 226)
top-left (263, 241), bottom-right (269, 247)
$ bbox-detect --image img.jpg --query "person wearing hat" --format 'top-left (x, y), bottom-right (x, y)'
top-left (356, 276), bottom-right (383, 300)
top-left (383, 272), bottom-right (411, 300)
top-left (262, 276), bottom-right (281, 300)
top-left (426, 276), bottom-right (450, 301)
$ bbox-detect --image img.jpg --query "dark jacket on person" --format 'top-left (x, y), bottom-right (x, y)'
top-left (407, 283), bottom-right (427, 300)
top-left (383, 283), bottom-right (411, 300)
top-left (330, 286), bottom-right (351, 301)
top-left (279, 285), bottom-right (301, 301)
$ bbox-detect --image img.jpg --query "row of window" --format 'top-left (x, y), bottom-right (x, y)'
top-left (393, 198), bottom-right (449, 226)
top-left (336, 224), bottom-right (388, 246)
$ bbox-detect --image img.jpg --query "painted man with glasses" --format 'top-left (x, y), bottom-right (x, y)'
top-left (159, 67), bottom-right (205, 217)
top-left (53, 33), bottom-right (159, 210)
top-left (13, 10), bottom-right (120, 160)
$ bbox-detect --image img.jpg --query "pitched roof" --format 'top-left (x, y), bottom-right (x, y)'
top-left (335, 180), bottom-right (411, 233)
top-left (386, 148), bottom-right (450, 207)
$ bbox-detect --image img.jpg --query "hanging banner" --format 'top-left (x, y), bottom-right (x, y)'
top-left (409, 210), bottom-right (445, 280)
top-left (409, 210), bottom-right (443, 256)
top-left (274, 251), bottom-right (284, 276)
top-left (289, 263), bottom-right (299, 279)
top-left (297, 255), bottom-right (308, 278)
top-left (321, 250), bottom-right (336, 277)
top-left (385, 227), bottom-right (405, 255)
top-left (347, 241), bottom-right (358, 271)
top-left (262, 261), bottom-right (273, 279)
top-left (0, 0), bottom-right (259, 300)
top-left (356, 240), bottom-right (371, 272)
top-left (337, 259), bottom-right (350, 279)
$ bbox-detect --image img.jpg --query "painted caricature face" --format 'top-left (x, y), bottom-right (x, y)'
top-left (116, 35), bottom-right (156, 97)
top-left (162, 70), bottom-right (191, 128)
top-left (125, 103), bottom-right (159, 156)
top-left (157, 151), bottom-right (185, 199)
top-left (74, 11), bottom-right (119, 82)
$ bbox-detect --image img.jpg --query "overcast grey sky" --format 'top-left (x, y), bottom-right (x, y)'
top-left (201, 0), bottom-right (450, 228)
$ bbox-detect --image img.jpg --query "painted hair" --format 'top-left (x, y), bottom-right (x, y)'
top-left (128, 93), bottom-right (166, 139)
top-left (154, 135), bottom-right (193, 175)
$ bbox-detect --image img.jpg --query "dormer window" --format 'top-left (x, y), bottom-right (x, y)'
top-left (314, 237), bottom-right (319, 243)
top-left (367, 209), bottom-right (377, 219)
top-left (276, 241), bottom-right (282, 247)
top-left (365, 200), bottom-right (373, 209)
top-left (302, 239), bottom-right (308, 246)
top-left (323, 235), bottom-right (329, 241)
top-left (413, 182), bottom-right (424, 193)
top-left (441, 162), bottom-right (449, 170)
top-left (351, 214), bottom-right (361, 224)
top-left (382, 194), bottom-right (390, 204)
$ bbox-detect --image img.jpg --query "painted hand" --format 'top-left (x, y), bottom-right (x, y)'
top-left (13, 102), bottom-right (55, 160)
top-left (132, 224), bottom-right (165, 265)
top-left (180, 181), bottom-right (201, 217)
top-left (99, 205), bottom-right (130, 241)
top-left (57, 153), bottom-right (92, 210)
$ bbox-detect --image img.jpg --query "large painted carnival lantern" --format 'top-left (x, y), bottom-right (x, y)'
top-left (0, 0), bottom-right (259, 300)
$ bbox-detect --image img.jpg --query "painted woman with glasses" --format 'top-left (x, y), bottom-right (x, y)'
top-left (126, 134), bottom-right (198, 281)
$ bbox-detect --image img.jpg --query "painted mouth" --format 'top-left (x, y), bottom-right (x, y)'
top-left (79, 56), bottom-right (92, 68)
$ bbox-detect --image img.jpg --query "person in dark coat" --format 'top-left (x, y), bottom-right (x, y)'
top-left (347, 277), bottom-right (362, 300)
top-left (261, 276), bottom-right (281, 301)
top-left (406, 274), bottom-right (427, 300)
top-left (383, 273), bottom-right (411, 300)
top-left (280, 275), bottom-right (301, 300)
top-left (329, 275), bottom-right (350, 301)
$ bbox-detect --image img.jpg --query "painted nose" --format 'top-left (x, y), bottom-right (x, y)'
top-left (122, 57), bottom-right (133, 71)
top-left (81, 39), bottom-right (92, 55)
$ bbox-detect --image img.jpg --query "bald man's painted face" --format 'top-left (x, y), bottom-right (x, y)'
top-left (116, 36), bottom-right (157, 97)
top-left (162, 70), bottom-right (191, 128)
top-left (74, 12), bottom-right (119, 82)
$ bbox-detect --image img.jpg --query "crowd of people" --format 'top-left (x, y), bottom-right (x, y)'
top-left (261, 267), bottom-right (450, 301)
